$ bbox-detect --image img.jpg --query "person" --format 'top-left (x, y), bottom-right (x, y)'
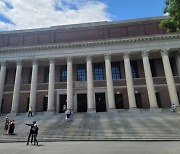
top-left (65, 109), bottom-right (70, 121)
top-left (26, 121), bottom-right (36, 145)
top-left (63, 104), bottom-right (66, 112)
top-left (8, 120), bottom-right (15, 135)
top-left (32, 124), bottom-right (38, 146)
top-left (28, 107), bottom-right (33, 117)
top-left (4, 117), bottom-right (9, 135)
top-left (172, 104), bottom-right (176, 112)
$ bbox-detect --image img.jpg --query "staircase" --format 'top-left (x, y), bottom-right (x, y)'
top-left (0, 109), bottom-right (180, 142)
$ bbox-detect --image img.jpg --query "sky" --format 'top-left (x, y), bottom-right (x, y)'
top-left (0, 0), bottom-right (166, 31)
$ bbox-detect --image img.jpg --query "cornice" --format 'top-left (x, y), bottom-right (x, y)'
top-left (0, 33), bottom-right (180, 53)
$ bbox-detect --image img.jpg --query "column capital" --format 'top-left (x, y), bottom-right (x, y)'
top-left (104, 53), bottom-right (111, 61)
top-left (49, 58), bottom-right (55, 64)
top-left (86, 55), bottom-right (92, 61)
top-left (16, 60), bottom-right (22, 66)
top-left (66, 56), bottom-right (73, 63)
top-left (160, 48), bottom-right (169, 56)
top-left (1, 61), bottom-right (7, 67)
top-left (141, 51), bottom-right (150, 58)
top-left (123, 52), bottom-right (130, 59)
top-left (32, 58), bottom-right (38, 65)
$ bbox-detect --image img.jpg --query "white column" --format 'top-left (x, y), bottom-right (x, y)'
top-left (67, 57), bottom-right (73, 110)
top-left (86, 56), bottom-right (95, 112)
top-left (0, 61), bottom-right (7, 113)
top-left (123, 52), bottom-right (136, 108)
top-left (161, 49), bottom-right (179, 106)
top-left (47, 58), bottom-right (55, 112)
top-left (142, 51), bottom-right (158, 108)
top-left (104, 54), bottom-right (115, 110)
top-left (11, 60), bottom-right (22, 114)
top-left (29, 59), bottom-right (38, 113)
top-left (175, 51), bottom-right (180, 77)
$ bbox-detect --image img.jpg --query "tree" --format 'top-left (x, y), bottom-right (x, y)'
top-left (160, 0), bottom-right (180, 32)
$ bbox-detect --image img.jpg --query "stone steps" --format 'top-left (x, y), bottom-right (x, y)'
top-left (0, 110), bottom-right (180, 142)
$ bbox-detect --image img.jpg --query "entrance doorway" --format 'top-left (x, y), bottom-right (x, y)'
top-left (156, 92), bottom-right (162, 108)
top-left (95, 93), bottom-right (106, 112)
top-left (26, 98), bottom-right (29, 112)
top-left (77, 94), bottom-right (87, 112)
top-left (59, 94), bottom-right (67, 113)
top-left (135, 93), bottom-right (143, 108)
top-left (115, 94), bottom-right (124, 109)
top-left (43, 97), bottom-right (48, 111)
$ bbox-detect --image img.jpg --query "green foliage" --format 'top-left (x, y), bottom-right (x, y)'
top-left (160, 0), bottom-right (180, 32)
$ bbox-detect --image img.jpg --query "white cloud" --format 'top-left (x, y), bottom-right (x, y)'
top-left (0, 0), bottom-right (111, 31)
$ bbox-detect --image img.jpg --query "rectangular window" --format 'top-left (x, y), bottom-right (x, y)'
top-left (44, 66), bottom-right (49, 83)
top-left (94, 63), bottom-right (104, 80)
top-left (60, 65), bottom-right (67, 82)
top-left (111, 62), bottom-right (121, 79)
top-left (28, 68), bottom-right (32, 84)
top-left (149, 59), bottom-right (157, 77)
top-left (131, 61), bottom-right (139, 78)
top-left (77, 64), bottom-right (86, 81)
top-left (170, 57), bottom-right (176, 76)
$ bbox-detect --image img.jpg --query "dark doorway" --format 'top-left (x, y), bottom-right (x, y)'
top-left (26, 98), bottom-right (30, 112)
top-left (135, 93), bottom-right (143, 108)
top-left (115, 94), bottom-right (124, 109)
top-left (59, 94), bottom-right (67, 113)
top-left (156, 92), bottom-right (162, 108)
top-left (1, 99), bottom-right (4, 113)
top-left (43, 97), bottom-right (48, 111)
top-left (77, 94), bottom-right (87, 112)
top-left (95, 93), bottom-right (106, 112)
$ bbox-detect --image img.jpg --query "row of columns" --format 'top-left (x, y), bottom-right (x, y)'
top-left (0, 49), bottom-right (179, 114)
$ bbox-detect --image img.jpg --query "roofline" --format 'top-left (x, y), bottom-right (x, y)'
top-left (0, 16), bottom-right (169, 35)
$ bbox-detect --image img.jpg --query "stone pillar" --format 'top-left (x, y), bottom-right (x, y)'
top-left (29, 59), bottom-right (38, 113)
top-left (0, 61), bottom-right (7, 113)
top-left (47, 58), bottom-right (55, 112)
top-left (123, 52), bottom-right (136, 108)
top-left (175, 51), bottom-right (180, 77)
top-left (142, 51), bottom-right (158, 108)
top-left (161, 49), bottom-right (179, 106)
top-left (104, 54), bottom-right (115, 110)
top-left (67, 57), bottom-right (73, 110)
top-left (86, 56), bottom-right (95, 112)
top-left (11, 60), bottom-right (22, 114)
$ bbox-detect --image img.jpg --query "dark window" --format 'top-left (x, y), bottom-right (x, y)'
top-left (111, 62), bottom-right (121, 79)
top-left (94, 63), bottom-right (104, 80)
top-left (44, 67), bottom-right (49, 83)
top-left (60, 65), bottom-right (67, 82)
top-left (28, 68), bottom-right (32, 84)
top-left (170, 58), bottom-right (176, 76)
top-left (1, 99), bottom-right (3, 113)
top-left (77, 64), bottom-right (86, 81)
top-left (149, 59), bottom-right (157, 77)
top-left (131, 61), bottom-right (139, 78)
top-left (43, 97), bottom-right (48, 111)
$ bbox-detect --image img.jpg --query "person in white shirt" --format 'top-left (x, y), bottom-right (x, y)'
top-left (172, 104), bottom-right (176, 112)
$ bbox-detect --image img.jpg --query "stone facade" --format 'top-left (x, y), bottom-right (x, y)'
top-left (0, 16), bottom-right (180, 115)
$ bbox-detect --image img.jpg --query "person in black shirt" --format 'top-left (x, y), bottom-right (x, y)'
top-left (33, 124), bottom-right (39, 145)
top-left (26, 121), bottom-right (36, 145)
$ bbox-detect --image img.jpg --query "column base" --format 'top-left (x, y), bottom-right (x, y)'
top-left (87, 108), bottom-right (96, 113)
top-left (128, 108), bottom-right (140, 112)
top-left (8, 112), bottom-right (19, 116)
top-left (107, 108), bottom-right (116, 112)
top-left (45, 111), bottom-right (55, 115)
top-left (149, 107), bottom-right (162, 112)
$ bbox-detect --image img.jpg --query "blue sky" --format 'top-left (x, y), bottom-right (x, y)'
top-left (0, 0), bottom-right (165, 31)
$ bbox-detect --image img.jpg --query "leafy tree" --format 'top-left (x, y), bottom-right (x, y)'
top-left (160, 0), bottom-right (180, 32)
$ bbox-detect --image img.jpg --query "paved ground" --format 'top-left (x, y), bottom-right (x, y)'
top-left (0, 141), bottom-right (180, 154)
